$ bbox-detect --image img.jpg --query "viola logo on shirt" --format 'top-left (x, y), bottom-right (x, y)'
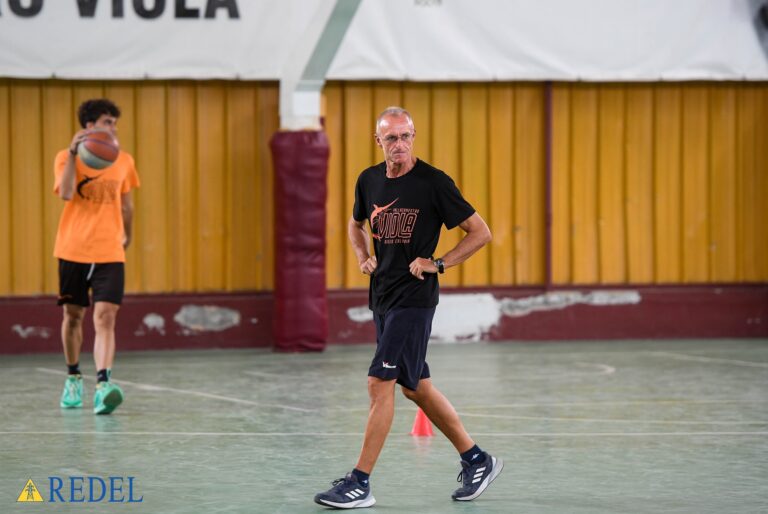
top-left (370, 198), bottom-right (419, 244)
top-left (77, 175), bottom-right (120, 204)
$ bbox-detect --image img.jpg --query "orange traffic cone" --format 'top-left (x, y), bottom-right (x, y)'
top-left (410, 408), bottom-right (434, 436)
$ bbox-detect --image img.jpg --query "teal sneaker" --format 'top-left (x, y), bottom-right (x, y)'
top-left (93, 382), bottom-right (124, 415)
top-left (60, 375), bottom-right (83, 408)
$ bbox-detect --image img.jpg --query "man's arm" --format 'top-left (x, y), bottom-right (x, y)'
top-left (58, 153), bottom-right (77, 201)
top-left (58, 131), bottom-right (88, 201)
top-left (121, 192), bottom-right (134, 249)
top-left (348, 216), bottom-right (377, 275)
top-left (440, 212), bottom-right (492, 269)
top-left (409, 212), bottom-right (492, 279)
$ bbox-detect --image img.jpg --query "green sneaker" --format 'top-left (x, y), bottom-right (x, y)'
top-left (60, 375), bottom-right (83, 408)
top-left (93, 382), bottom-right (124, 415)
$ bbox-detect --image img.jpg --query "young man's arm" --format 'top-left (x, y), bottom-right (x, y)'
top-left (121, 192), bottom-right (134, 249)
top-left (58, 131), bottom-right (88, 201)
top-left (58, 153), bottom-right (77, 201)
top-left (348, 216), bottom-right (377, 275)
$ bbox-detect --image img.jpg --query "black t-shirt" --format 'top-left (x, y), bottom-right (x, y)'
top-left (353, 159), bottom-right (475, 314)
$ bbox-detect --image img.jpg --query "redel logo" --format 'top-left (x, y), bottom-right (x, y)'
top-left (16, 476), bottom-right (143, 503)
top-left (16, 479), bottom-right (43, 502)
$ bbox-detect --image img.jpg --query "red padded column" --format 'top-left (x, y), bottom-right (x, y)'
top-left (270, 131), bottom-right (329, 352)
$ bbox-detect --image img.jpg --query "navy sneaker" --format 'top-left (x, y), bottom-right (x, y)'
top-left (452, 453), bottom-right (503, 501)
top-left (314, 472), bottom-right (376, 509)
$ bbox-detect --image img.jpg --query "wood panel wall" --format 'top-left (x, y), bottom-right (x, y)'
top-left (550, 83), bottom-right (768, 284)
top-left (0, 79), bottom-right (765, 296)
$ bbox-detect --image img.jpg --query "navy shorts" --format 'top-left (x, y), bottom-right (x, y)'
top-left (57, 259), bottom-right (125, 307)
top-left (368, 306), bottom-right (435, 391)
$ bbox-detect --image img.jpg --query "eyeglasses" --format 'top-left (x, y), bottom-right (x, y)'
top-left (380, 132), bottom-right (414, 144)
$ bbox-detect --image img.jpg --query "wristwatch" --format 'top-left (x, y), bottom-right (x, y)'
top-left (432, 257), bottom-right (445, 274)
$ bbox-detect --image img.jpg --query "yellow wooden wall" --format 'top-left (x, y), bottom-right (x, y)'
top-left (1, 79), bottom-right (766, 296)
top-left (325, 81), bottom-right (768, 288)
top-left (0, 79), bottom-right (278, 295)
top-left (551, 83), bottom-right (768, 284)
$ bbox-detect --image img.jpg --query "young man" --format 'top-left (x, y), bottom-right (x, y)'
top-left (54, 98), bottom-right (140, 415)
top-left (314, 107), bottom-right (501, 509)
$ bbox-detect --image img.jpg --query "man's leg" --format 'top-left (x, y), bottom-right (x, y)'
top-left (92, 301), bottom-right (124, 414)
top-left (355, 376), bottom-right (397, 473)
top-left (401, 378), bottom-right (474, 453)
top-left (92, 301), bottom-right (119, 371)
top-left (314, 376), bottom-right (391, 508)
top-left (403, 378), bottom-right (503, 501)
top-left (62, 304), bottom-right (85, 367)
top-left (60, 304), bottom-right (86, 408)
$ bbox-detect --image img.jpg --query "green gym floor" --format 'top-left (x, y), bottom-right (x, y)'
top-left (1, 339), bottom-right (767, 513)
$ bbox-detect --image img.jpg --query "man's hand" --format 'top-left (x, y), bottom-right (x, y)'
top-left (360, 255), bottom-right (378, 275)
top-left (409, 257), bottom-right (438, 280)
top-left (69, 129), bottom-right (89, 155)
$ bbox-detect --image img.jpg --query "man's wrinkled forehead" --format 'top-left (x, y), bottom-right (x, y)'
top-left (377, 114), bottom-right (414, 135)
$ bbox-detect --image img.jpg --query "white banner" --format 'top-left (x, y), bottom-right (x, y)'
top-left (0, 0), bottom-right (325, 79)
top-left (328, 0), bottom-right (768, 80)
top-left (1, 0), bottom-right (766, 80)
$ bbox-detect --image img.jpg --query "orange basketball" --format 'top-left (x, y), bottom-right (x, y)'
top-left (77, 129), bottom-right (119, 170)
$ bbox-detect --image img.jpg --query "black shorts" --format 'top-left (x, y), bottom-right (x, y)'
top-left (57, 259), bottom-right (125, 307)
top-left (368, 306), bottom-right (435, 391)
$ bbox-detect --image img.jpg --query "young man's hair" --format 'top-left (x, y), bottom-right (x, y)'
top-left (77, 99), bottom-right (121, 128)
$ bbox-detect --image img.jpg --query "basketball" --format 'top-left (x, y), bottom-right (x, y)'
top-left (77, 129), bottom-right (119, 170)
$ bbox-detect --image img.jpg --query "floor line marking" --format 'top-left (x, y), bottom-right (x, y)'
top-left (455, 399), bottom-right (768, 408)
top-left (36, 367), bottom-right (315, 413)
top-left (1, 431), bottom-right (766, 438)
top-left (457, 412), bottom-right (768, 425)
top-left (320, 399), bottom-right (768, 413)
top-left (648, 351), bottom-right (768, 369)
top-left (242, 370), bottom-right (305, 379)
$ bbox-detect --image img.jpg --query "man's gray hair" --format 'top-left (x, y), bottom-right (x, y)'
top-left (376, 106), bottom-right (414, 133)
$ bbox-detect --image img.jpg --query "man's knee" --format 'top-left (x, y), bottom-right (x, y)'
top-left (401, 385), bottom-right (420, 402)
top-left (63, 305), bottom-right (85, 327)
top-left (401, 379), bottom-right (432, 403)
top-left (367, 376), bottom-right (395, 400)
top-left (93, 303), bottom-right (119, 330)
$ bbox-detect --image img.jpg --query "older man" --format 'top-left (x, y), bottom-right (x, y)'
top-left (314, 106), bottom-right (502, 509)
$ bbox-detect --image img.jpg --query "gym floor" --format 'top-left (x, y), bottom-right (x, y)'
top-left (1, 339), bottom-right (767, 513)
